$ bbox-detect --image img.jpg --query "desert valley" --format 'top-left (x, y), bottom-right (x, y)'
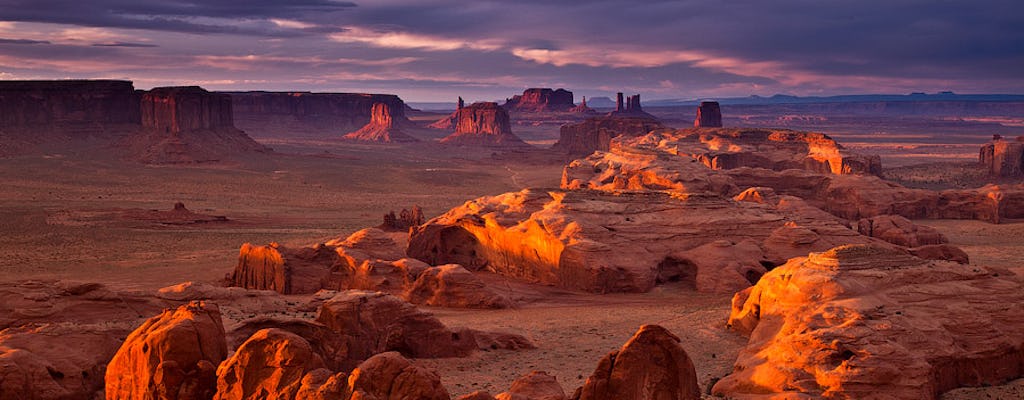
top-left (0, 79), bottom-right (1023, 400)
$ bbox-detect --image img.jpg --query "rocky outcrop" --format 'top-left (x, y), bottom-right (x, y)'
top-left (342, 102), bottom-right (419, 143)
top-left (404, 264), bottom-right (511, 309)
top-left (552, 115), bottom-right (664, 156)
top-left (407, 188), bottom-right (884, 293)
top-left (573, 325), bottom-right (700, 400)
top-left (568, 96), bottom-right (597, 114)
top-left (503, 88), bottom-right (575, 113)
top-left (440, 102), bottom-right (529, 147)
top-left (226, 91), bottom-right (411, 138)
top-left (855, 215), bottom-right (947, 247)
top-left (714, 245), bottom-right (1024, 399)
top-left (344, 352), bottom-right (451, 400)
top-left (231, 242), bottom-right (341, 295)
top-left (979, 135), bottom-right (1024, 177)
top-left (125, 86), bottom-right (269, 164)
top-left (694, 101), bottom-right (722, 128)
top-left (214, 328), bottom-right (326, 400)
top-left (316, 291), bottom-right (474, 360)
top-left (105, 301), bottom-right (227, 400)
top-left (498, 371), bottom-right (566, 400)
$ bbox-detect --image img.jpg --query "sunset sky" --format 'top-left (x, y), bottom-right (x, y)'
top-left (0, 0), bottom-right (1021, 102)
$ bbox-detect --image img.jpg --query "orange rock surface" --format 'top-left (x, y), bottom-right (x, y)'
top-left (215, 328), bottom-right (326, 400)
top-left (573, 324), bottom-right (700, 400)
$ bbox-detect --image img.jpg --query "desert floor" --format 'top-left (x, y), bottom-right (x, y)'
top-left (1, 136), bottom-right (1022, 398)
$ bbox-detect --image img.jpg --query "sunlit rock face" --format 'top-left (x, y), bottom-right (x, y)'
top-left (141, 86), bottom-right (234, 133)
top-left (406, 188), bottom-right (882, 293)
top-left (552, 115), bottom-right (665, 156)
top-left (343, 102), bottom-right (419, 143)
top-left (714, 245), bottom-right (1024, 399)
top-left (979, 136), bottom-right (1024, 177)
top-left (573, 324), bottom-right (700, 400)
top-left (440, 102), bottom-right (530, 147)
top-left (693, 101), bottom-right (723, 128)
top-left (503, 88), bottom-right (576, 112)
top-left (226, 91), bottom-right (411, 138)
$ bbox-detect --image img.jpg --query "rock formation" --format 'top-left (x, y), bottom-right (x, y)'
top-left (568, 96), bottom-right (597, 114)
top-left (503, 88), bottom-right (576, 113)
top-left (427, 97), bottom-right (463, 130)
top-left (342, 102), bottom-right (419, 143)
top-left (608, 92), bottom-right (653, 118)
top-left (979, 135), bottom-right (1024, 177)
top-left (214, 328), bottom-right (326, 400)
top-left (572, 325), bottom-right (700, 400)
top-left (0, 80), bottom-right (140, 131)
top-left (231, 242), bottom-right (340, 295)
top-left (694, 101), bottom-right (722, 128)
top-left (105, 301), bottom-right (228, 400)
top-left (125, 86), bottom-right (269, 164)
top-left (380, 205), bottom-right (426, 231)
top-left (226, 91), bottom-right (412, 138)
top-left (407, 188), bottom-right (885, 293)
top-left (343, 352), bottom-right (451, 400)
top-left (552, 115), bottom-right (664, 155)
top-left (714, 245), bottom-right (1024, 399)
top-left (855, 214), bottom-right (947, 247)
top-left (498, 371), bottom-right (567, 400)
top-left (404, 264), bottom-right (512, 309)
top-left (439, 102), bottom-right (530, 147)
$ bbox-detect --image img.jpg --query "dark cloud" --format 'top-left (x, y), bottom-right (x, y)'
top-left (0, 38), bottom-right (50, 45)
top-left (92, 42), bottom-right (159, 48)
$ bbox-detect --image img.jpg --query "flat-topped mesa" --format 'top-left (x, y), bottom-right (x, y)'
top-left (979, 135), bottom-right (1024, 177)
top-left (225, 91), bottom-right (411, 138)
top-left (439, 102), bottom-right (529, 147)
top-left (127, 86), bottom-right (268, 164)
top-left (141, 86), bottom-right (234, 133)
top-left (343, 102), bottom-right (419, 143)
top-left (552, 115), bottom-right (665, 156)
top-left (0, 80), bottom-right (140, 134)
top-left (694, 101), bottom-right (723, 127)
top-left (503, 88), bottom-right (575, 112)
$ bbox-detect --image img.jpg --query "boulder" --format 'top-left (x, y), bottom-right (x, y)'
top-left (346, 352), bottom-right (451, 400)
top-left (573, 325), bottom-right (700, 400)
top-left (403, 264), bottom-right (511, 309)
top-left (714, 245), bottom-right (1024, 399)
top-left (497, 371), bottom-right (566, 400)
top-left (214, 328), bottom-right (326, 400)
top-left (105, 301), bottom-right (228, 400)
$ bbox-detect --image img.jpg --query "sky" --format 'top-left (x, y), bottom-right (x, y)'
top-left (0, 0), bottom-right (1021, 102)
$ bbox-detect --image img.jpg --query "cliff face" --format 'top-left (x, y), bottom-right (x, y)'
top-left (343, 102), bottom-right (419, 143)
top-left (226, 92), bottom-right (411, 138)
top-left (141, 87), bottom-right (234, 133)
top-left (0, 80), bottom-right (140, 132)
top-left (979, 136), bottom-right (1024, 177)
top-left (552, 115), bottom-right (665, 155)
top-left (503, 88), bottom-right (575, 112)
top-left (694, 101), bottom-right (723, 127)
top-left (439, 102), bottom-right (529, 147)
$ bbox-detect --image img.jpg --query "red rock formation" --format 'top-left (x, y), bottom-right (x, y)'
top-left (105, 301), bottom-right (228, 400)
top-left (552, 115), bottom-right (664, 155)
top-left (345, 352), bottom-right (451, 400)
top-left (214, 328), bottom-right (326, 400)
top-left (0, 80), bottom-right (140, 129)
top-left (714, 245), bottom-right (1024, 399)
top-left (855, 214), bottom-right (947, 247)
top-left (503, 88), bottom-right (575, 112)
top-left (440, 102), bottom-right (529, 147)
top-left (227, 91), bottom-right (411, 138)
top-left (497, 371), bottom-right (566, 400)
top-left (403, 264), bottom-right (511, 309)
top-left (125, 86), bottom-right (269, 164)
top-left (568, 96), bottom-right (597, 114)
top-left (572, 325), bottom-right (700, 400)
top-left (315, 291), bottom-right (474, 360)
top-left (342, 102), bottom-right (419, 143)
top-left (231, 242), bottom-right (340, 294)
top-left (407, 188), bottom-right (883, 293)
top-left (979, 136), bottom-right (1024, 177)
top-left (694, 101), bottom-right (722, 128)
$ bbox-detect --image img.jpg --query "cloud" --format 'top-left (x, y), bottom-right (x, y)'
top-left (92, 42), bottom-right (159, 48)
top-left (328, 26), bottom-right (502, 51)
top-left (0, 38), bottom-right (50, 45)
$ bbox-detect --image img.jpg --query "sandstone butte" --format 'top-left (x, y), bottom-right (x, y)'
top-left (342, 101), bottom-right (420, 143)
top-left (502, 88), bottom-right (577, 113)
top-left (438, 102), bottom-right (531, 147)
top-left (693, 101), bottom-right (723, 128)
top-left (713, 244), bottom-right (1024, 399)
top-left (979, 135), bottom-right (1024, 177)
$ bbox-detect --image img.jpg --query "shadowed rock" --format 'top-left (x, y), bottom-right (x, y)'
top-left (979, 135), bottom-right (1024, 177)
top-left (552, 115), bottom-right (664, 156)
top-left (226, 91), bottom-right (412, 138)
top-left (503, 88), bottom-right (575, 113)
top-left (694, 101), bottom-right (723, 128)
top-left (573, 325), bottom-right (700, 400)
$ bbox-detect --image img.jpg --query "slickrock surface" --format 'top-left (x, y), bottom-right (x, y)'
top-left (714, 245), bottom-right (1024, 399)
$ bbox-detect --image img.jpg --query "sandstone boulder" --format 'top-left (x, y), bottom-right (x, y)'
top-left (346, 352), bottom-right (451, 400)
top-left (714, 245), bottom-right (1024, 399)
top-left (404, 264), bottom-right (511, 309)
top-left (105, 301), bottom-right (228, 400)
top-left (497, 371), bottom-right (566, 400)
top-left (215, 328), bottom-right (326, 400)
top-left (573, 325), bottom-right (700, 400)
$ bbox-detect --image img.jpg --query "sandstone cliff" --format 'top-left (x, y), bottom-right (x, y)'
top-left (979, 135), bottom-right (1024, 177)
top-left (693, 101), bottom-right (722, 127)
top-left (227, 91), bottom-right (412, 138)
